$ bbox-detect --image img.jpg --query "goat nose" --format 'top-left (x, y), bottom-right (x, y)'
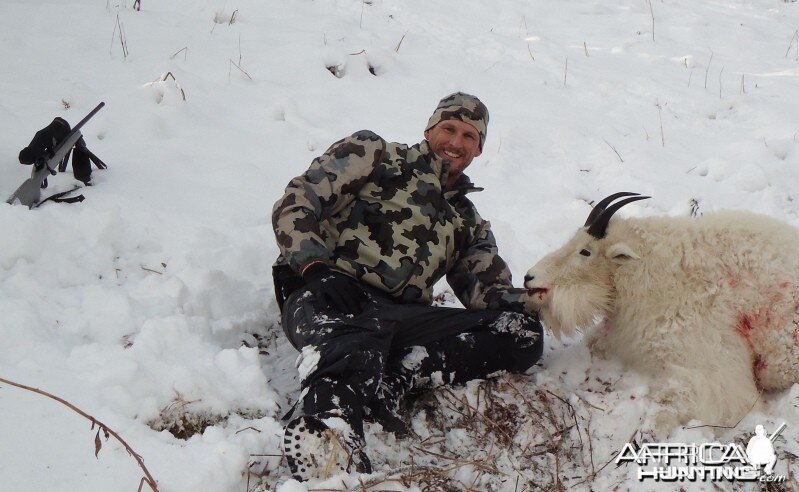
top-left (524, 274), bottom-right (534, 282)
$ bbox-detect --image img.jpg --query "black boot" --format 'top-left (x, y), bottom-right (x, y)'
top-left (284, 414), bottom-right (372, 481)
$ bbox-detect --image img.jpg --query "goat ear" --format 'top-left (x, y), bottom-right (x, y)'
top-left (606, 242), bottom-right (639, 263)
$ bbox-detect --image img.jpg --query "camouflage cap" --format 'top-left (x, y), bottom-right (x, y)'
top-left (425, 92), bottom-right (489, 150)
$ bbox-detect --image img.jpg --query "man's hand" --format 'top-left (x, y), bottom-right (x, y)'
top-left (302, 263), bottom-right (367, 315)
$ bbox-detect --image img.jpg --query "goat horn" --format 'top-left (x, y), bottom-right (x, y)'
top-left (586, 195), bottom-right (650, 239)
top-left (583, 192), bottom-right (640, 227)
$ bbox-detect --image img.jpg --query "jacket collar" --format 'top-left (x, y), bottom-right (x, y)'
top-left (418, 140), bottom-right (484, 198)
top-left (445, 173), bottom-right (484, 199)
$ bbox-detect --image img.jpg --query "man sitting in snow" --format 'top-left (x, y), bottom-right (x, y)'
top-left (271, 92), bottom-right (543, 480)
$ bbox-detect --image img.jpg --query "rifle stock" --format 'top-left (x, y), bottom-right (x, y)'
top-left (6, 102), bottom-right (105, 208)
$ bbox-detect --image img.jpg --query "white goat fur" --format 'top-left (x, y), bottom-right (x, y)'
top-left (526, 210), bottom-right (799, 431)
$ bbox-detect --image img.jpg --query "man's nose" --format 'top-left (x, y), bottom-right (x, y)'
top-left (449, 133), bottom-right (464, 148)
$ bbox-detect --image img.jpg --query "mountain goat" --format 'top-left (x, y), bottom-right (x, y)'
top-left (524, 192), bottom-right (799, 433)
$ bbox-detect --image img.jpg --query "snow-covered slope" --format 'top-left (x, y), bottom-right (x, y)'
top-left (1, 0), bottom-right (797, 490)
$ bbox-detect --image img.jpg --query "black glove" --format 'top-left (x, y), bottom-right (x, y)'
top-left (18, 117), bottom-right (71, 165)
top-left (302, 263), bottom-right (367, 315)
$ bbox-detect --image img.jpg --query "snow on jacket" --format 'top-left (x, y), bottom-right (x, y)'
top-left (272, 130), bottom-right (532, 311)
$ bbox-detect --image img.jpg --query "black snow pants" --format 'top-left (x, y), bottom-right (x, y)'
top-left (281, 284), bottom-right (544, 437)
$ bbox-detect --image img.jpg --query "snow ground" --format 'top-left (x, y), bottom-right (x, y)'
top-left (0, 0), bottom-right (798, 490)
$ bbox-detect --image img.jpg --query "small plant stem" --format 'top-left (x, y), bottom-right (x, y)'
top-left (704, 52), bottom-right (713, 89)
top-left (602, 138), bottom-right (624, 163)
top-left (170, 47), bottom-right (188, 61)
top-left (0, 376), bottom-right (159, 491)
top-left (394, 31), bottom-right (407, 53)
top-left (785, 30), bottom-right (799, 58)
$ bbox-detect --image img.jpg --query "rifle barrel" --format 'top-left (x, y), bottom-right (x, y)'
top-left (71, 102), bottom-right (105, 134)
top-left (769, 422), bottom-right (787, 443)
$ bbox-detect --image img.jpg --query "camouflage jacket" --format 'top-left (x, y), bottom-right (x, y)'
top-left (272, 130), bottom-right (533, 311)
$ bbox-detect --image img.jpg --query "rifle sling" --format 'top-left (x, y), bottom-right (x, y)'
top-left (58, 148), bottom-right (72, 173)
top-left (86, 149), bottom-right (108, 169)
top-left (34, 188), bottom-right (85, 208)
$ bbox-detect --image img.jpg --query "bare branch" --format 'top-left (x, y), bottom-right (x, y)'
top-left (0, 376), bottom-right (159, 491)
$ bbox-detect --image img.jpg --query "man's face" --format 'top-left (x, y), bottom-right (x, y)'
top-left (424, 119), bottom-right (482, 187)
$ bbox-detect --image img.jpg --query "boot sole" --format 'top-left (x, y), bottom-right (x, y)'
top-left (284, 416), bottom-right (360, 481)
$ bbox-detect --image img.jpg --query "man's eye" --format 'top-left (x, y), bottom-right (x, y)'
top-left (579, 249), bottom-right (591, 257)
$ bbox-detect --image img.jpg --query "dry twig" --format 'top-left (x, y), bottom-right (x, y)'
top-left (170, 46), bottom-right (189, 61)
top-left (160, 72), bottom-right (186, 100)
top-left (111, 15), bottom-right (129, 60)
top-left (602, 138), bottom-right (624, 163)
top-left (704, 52), bottom-right (714, 89)
top-left (394, 31), bottom-right (407, 53)
top-left (786, 29), bottom-right (799, 59)
top-left (0, 376), bottom-right (158, 491)
top-left (230, 59), bottom-right (253, 81)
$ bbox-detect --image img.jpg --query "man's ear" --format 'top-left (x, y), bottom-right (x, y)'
top-left (606, 242), bottom-right (639, 263)
top-left (424, 129), bottom-right (430, 140)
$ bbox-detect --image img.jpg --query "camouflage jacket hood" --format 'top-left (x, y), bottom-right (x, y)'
top-left (272, 130), bottom-right (533, 311)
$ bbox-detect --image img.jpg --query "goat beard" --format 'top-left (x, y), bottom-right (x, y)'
top-left (539, 284), bottom-right (614, 340)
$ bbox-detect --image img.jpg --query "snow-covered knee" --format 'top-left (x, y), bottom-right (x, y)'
top-left (491, 312), bottom-right (542, 343)
top-left (341, 347), bottom-right (385, 396)
top-left (489, 313), bottom-right (543, 372)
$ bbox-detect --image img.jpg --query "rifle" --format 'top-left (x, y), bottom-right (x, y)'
top-left (769, 422), bottom-right (787, 443)
top-left (7, 102), bottom-right (105, 208)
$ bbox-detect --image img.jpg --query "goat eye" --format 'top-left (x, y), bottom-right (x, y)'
top-left (579, 249), bottom-right (591, 257)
